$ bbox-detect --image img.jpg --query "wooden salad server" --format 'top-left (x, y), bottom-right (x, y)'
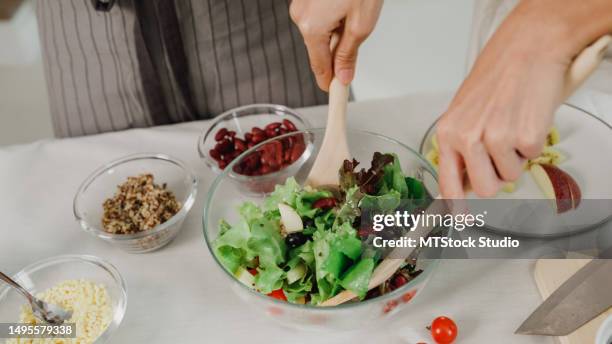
top-left (306, 34), bottom-right (351, 187)
top-left (320, 34), bottom-right (611, 307)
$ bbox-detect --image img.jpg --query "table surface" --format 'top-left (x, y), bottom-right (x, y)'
top-left (0, 93), bottom-right (551, 343)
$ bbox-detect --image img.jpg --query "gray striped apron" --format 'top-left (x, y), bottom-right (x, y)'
top-left (36, 0), bottom-right (327, 137)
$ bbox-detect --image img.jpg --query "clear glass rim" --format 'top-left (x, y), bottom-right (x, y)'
top-left (73, 153), bottom-right (199, 241)
top-left (203, 127), bottom-right (443, 311)
top-left (0, 254), bottom-right (127, 343)
top-left (197, 103), bottom-right (312, 178)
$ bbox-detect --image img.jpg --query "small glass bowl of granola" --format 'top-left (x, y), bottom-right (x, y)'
top-left (74, 153), bottom-right (198, 253)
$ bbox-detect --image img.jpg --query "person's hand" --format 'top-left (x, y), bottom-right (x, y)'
top-left (290, 0), bottom-right (383, 91)
top-left (436, 0), bottom-right (584, 199)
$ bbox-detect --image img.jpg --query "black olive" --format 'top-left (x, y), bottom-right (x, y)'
top-left (303, 218), bottom-right (315, 228)
top-left (285, 232), bottom-right (308, 248)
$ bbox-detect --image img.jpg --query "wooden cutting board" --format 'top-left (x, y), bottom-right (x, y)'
top-left (534, 259), bottom-right (612, 344)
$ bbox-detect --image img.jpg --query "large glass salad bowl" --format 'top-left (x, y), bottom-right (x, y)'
top-left (203, 128), bottom-right (446, 331)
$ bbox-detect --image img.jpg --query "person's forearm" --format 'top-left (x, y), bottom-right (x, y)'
top-left (513, 0), bottom-right (612, 59)
top-left (436, 0), bottom-right (612, 198)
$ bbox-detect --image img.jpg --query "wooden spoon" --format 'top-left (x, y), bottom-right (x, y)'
top-left (306, 35), bottom-right (351, 187)
top-left (320, 34), bottom-right (611, 307)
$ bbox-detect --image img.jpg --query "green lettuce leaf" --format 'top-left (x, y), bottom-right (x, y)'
top-left (213, 219), bottom-right (252, 273)
top-left (219, 219), bottom-right (232, 235)
top-left (214, 219), bottom-right (250, 249)
top-left (284, 274), bottom-right (313, 303)
top-left (334, 186), bottom-right (363, 226)
top-left (332, 234), bottom-right (362, 261)
top-left (263, 177), bottom-right (301, 211)
top-left (239, 201), bottom-right (263, 223)
top-left (255, 265), bottom-right (285, 294)
top-left (333, 221), bottom-right (357, 237)
top-left (215, 246), bottom-right (246, 274)
top-left (382, 155), bottom-right (409, 198)
top-left (340, 258), bottom-right (375, 299)
top-left (312, 230), bottom-right (338, 300)
top-left (247, 218), bottom-right (286, 268)
top-left (288, 240), bottom-right (315, 269)
top-left (295, 190), bottom-right (333, 218)
top-left (359, 189), bottom-right (401, 213)
top-left (314, 210), bottom-right (335, 232)
top-left (405, 176), bottom-right (425, 199)
top-left (323, 249), bottom-right (348, 280)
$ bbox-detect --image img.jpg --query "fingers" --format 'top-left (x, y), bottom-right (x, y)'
top-left (463, 143), bottom-right (503, 198)
top-left (484, 131), bottom-right (524, 182)
top-left (291, 0), bottom-right (382, 90)
top-left (438, 140), bottom-right (465, 199)
top-left (334, 1), bottom-right (382, 85)
top-left (516, 132), bottom-right (545, 159)
top-left (289, 1), bottom-right (335, 91)
top-left (438, 116), bottom-right (505, 199)
top-left (303, 34), bottom-right (334, 91)
top-left (333, 20), bottom-right (368, 84)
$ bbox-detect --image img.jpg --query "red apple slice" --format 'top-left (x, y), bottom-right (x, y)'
top-left (563, 169), bottom-right (582, 209)
top-left (530, 164), bottom-right (574, 213)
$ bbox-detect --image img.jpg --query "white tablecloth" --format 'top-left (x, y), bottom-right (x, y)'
top-left (0, 93), bottom-right (551, 343)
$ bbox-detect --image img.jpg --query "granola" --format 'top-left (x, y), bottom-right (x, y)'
top-left (102, 173), bottom-right (181, 234)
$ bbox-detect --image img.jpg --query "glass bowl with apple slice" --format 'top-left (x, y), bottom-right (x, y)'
top-left (419, 103), bottom-right (612, 238)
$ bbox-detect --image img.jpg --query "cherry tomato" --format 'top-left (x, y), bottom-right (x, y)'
top-left (247, 268), bottom-right (258, 276)
top-left (267, 289), bottom-right (287, 301)
top-left (430, 316), bottom-right (457, 344)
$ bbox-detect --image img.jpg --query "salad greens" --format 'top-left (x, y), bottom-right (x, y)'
top-left (213, 152), bottom-right (431, 305)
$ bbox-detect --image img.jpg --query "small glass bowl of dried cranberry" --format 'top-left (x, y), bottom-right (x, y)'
top-left (227, 129), bottom-right (314, 194)
top-left (198, 104), bottom-right (311, 188)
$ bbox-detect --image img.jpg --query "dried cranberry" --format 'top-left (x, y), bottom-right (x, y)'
top-left (215, 139), bottom-right (233, 154)
top-left (312, 197), bottom-right (337, 210)
top-left (252, 133), bottom-right (266, 144)
top-left (209, 149), bottom-right (221, 161)
top-left (290, 143), bottom-right (304, 162)
top-left (266, 128), bottom-right (278, 138)
top-left (271, 141), bottom-right (283, 165)
top-left (282, 119), bottom-right (297, 131)
top-left (265, 122), bottom-right (282, 131)
top-left (294, 134), bottom-right (305, 146)
top-left (227, 150), bottom-right (241, 161)
top-left (260, 165), bottom-right (271, 174)
top-left (213, 121), bottom-right (306, 177)
top-left (234, 138), bottom-right (247, 151)
top-left (260, 151), bottom-right (273, 168)
top-left (214, 128), bottom-right (228, 141)
top-left (233, 164), bottom-right (244, 174)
